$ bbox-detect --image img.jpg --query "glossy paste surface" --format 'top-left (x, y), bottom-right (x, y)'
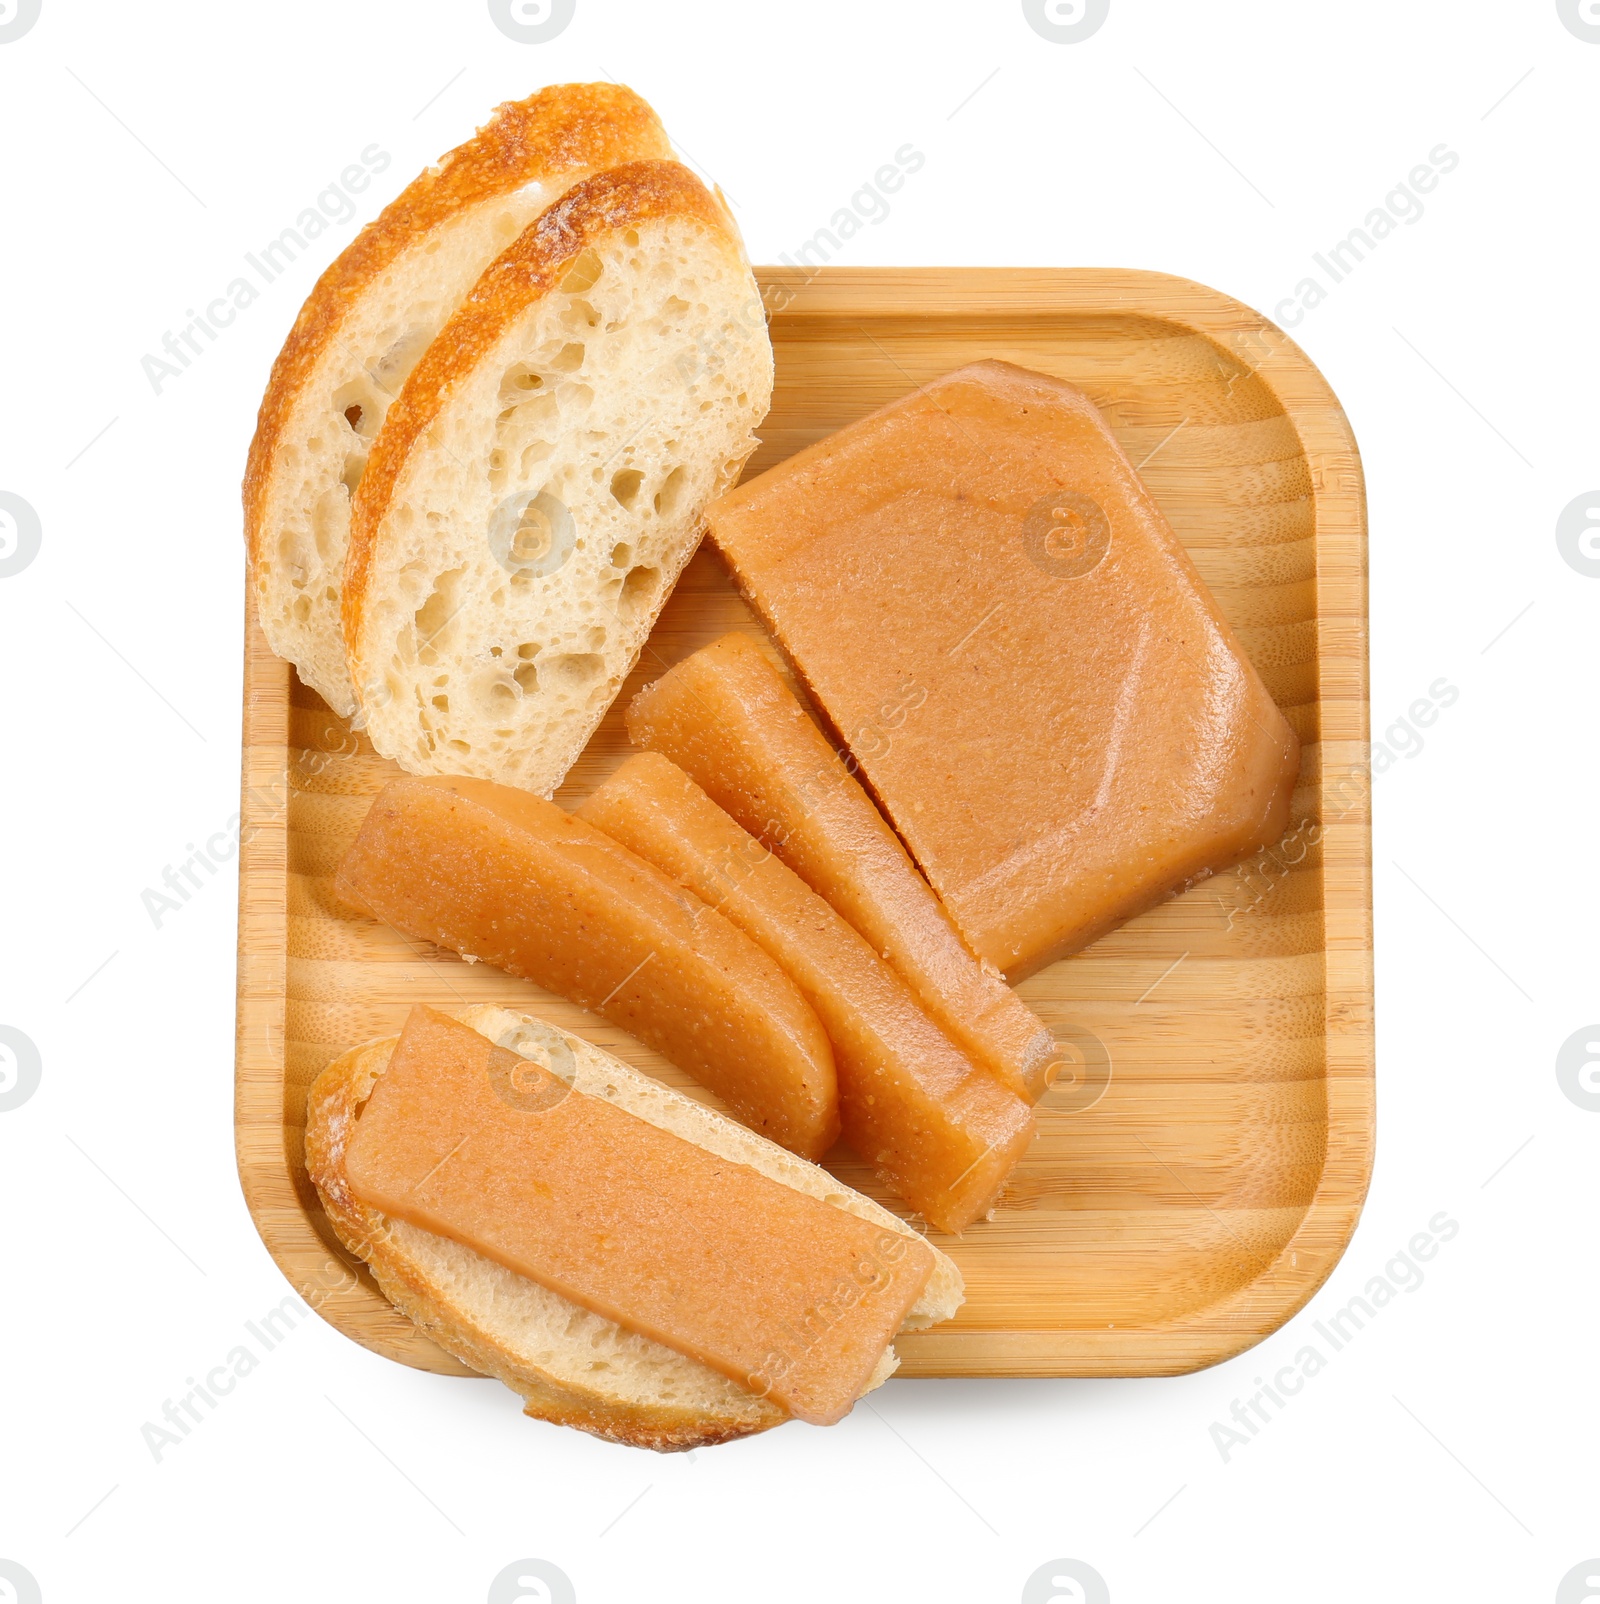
top-left (626, 633), bottom-right (1055, 1097)
top-left (334, 775), bottom-right (838, 1158)
top-left (345, 1007), bottom-right (934, 1424)
top-left (580, 753), bottom-right (1035, 1231)
top-left (706, 360), bottom-right (1301, 978)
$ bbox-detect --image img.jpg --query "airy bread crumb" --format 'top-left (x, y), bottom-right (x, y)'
top-left (245, 84), bottom-right (673, 716)
top-left (343, 162), bottom-right (773, 796)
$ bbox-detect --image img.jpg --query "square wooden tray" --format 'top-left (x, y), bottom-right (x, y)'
top-left (235, 266), bottom-right (1373, 1380)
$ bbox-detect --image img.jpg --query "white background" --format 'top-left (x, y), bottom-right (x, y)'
top-left (1, 2), bottom-right (1595, 1601)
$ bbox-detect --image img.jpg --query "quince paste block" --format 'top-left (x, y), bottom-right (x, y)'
top-left (579, 753), bottom-right (1035, 1232)
top-left (346, 1006), bottom-right (934, 1425)
top-left (626, 633), bottom-right (1055, 1101)
top-left (705, 359), bottom-right (1301, 978)
top-left (334, 775), bottom-right (839, 1159)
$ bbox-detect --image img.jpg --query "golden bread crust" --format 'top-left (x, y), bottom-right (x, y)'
top-left (242, 83), bottom-right (671, 581)
top-left (339, 157), bottom-right (735, 691)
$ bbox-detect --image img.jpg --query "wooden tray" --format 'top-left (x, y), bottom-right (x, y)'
top-left (236, 267), bottom-right (1372, 1380)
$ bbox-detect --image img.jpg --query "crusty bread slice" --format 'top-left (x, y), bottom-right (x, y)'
top-left (342, 160), bottom-right (773, 796)
top-left (305, 1004), bottom-right (961, 1452)
top-left (245, 83), bottom-right (673, 716)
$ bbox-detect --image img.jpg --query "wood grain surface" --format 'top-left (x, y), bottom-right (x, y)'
top-left (235, 266), bottom-right (1373, 1382)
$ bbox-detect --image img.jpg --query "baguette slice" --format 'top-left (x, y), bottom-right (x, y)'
top-left (343, 159), bottom-right (773, 795)
top-left (245, 83), bottom-right (673, 716)
top-left (305, 1005), bottom-right (961, 1452)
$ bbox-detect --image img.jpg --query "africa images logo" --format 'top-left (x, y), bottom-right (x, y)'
top-left (0, 1026), bottom-right (42, 1113)
top-left (1556, 491), bottom-right (1600, 577)
top-left (0, 0), bottom-right (41, 44)
top-left (0, 492), bottom-right (42, 578)
top-left (1021, 1558), bottom-right (1111, 1603)
top-left (488, 0), bottom-right (575, 43)
top-left (1556, 1025), bottom-right (1600, 1112)
top-left (0, 1561), bottom-right (42, 1604)
top-left (1557, 0), bottom-right (1600, 43)
top-left (1022, 0), bottom-right (1109, 44)
top-left (488, 1559), bottom-right (576, 1603)
top-left (1024, 491), bottom-right (1111, 579)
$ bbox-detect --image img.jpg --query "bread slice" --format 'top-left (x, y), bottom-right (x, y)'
top-left (245, 83), bottom-right (673, 716)
top-left (342, 159), bottom-right (773, 796)
top-left (305, 1005), bottom-right (961, 1452)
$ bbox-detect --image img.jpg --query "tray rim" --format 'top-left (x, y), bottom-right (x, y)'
top-left (234, 264), bottom-right (1374, 1383)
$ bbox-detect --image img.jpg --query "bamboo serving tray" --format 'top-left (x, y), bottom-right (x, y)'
top-left (235, 267), bottom-right (1372, 1381)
